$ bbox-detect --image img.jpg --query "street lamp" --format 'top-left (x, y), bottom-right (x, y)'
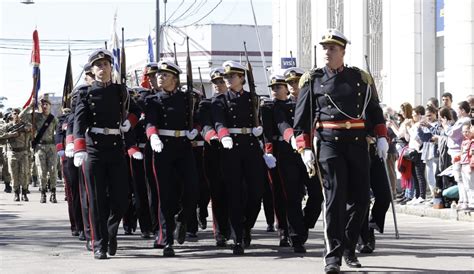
top-left (21, 0), bottom-right (35, 4)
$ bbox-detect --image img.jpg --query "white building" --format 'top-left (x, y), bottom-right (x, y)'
top-left (125, 24), bottom-right (272, 98)
top-left (272, 0), bottom-right (473, 109)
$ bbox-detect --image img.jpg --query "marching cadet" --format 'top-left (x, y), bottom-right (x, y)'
top-left (266, 74), bottom-right (324, 253)
top-left (199, 67), bottom-right (231, 247)
top-left (20, 94), bottom-right (59, 203)
top-left (283, 67), bottom-right (323, 232)
top-left (293, 29), bottom-right (388, 273)
top-left (64, 64), bottom-right (95, 251)
top-left (211, 61), bottom-right (266, 255)
top-left (145, 60), bottom-right (199, 257)
top-left (137, 63), bottom-right (167, 248)
top-left (260, 88), bottom-right (290, 247)
top-left (73, 49), bottom-right (140, 259)
top-left (0, 108), bottom-right (32, 201)
top-left (56, 106), bottom-right (83, 237)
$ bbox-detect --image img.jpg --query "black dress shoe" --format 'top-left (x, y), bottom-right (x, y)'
top-left (279, 236), bottom-right (290, 247)
top-left (154, 239), bottom-right (165, 249)
top-left (324, 263), bottom-right (340, 273)
top-left (163, 244), bottom-right (175, 257)
top-left (356, 243), bottom-right (373, 254)
top-left (216, 238), bottom-right (227, 247)
top-left (293, 243), bottom-right (306, 253)
top-left (124, 228), bottom-right (133, 235)
top-left (198, 216), bottom-right (207, 230)
top-left (94, 250), bottom-right (107, 259)
top-left (78, 231), bottom-right (86, 241)
top-left (71, 230), bottom-right (79, 237)
top-left (232, 243), bottom-right (244, 255)
top-left (141, 231), bottom-right (152, 239)
top-left (344, 254), bottom-right (362, 268)
top-left (243, 228), bottom-right (251, 248)
top-left (108, 237), bottom-right (117, 256)
top-left (175, 222), bottom-right (186, 245)
top-left (266, 224), bottom-right (275, 232)
top-left (86, 240), bottom-right (93, 251)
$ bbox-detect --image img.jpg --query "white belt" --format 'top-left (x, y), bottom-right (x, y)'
top-left (89, 127), bottom-right (121, 135)
top-left (138, 143), bottom-right (147, 148)
top-left (159, 129), bottom-right (187, 137)
top-left (272, 136), bottom-right (284, 141)
top-left (192, 141), bottom-right (205, 147)
top-left (228, 127), bottom-right (252, 134)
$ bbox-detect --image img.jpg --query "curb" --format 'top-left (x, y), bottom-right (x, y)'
top-left (395, 204), bottom-right (474, 222)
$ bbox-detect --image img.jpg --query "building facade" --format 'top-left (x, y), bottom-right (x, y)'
top-left (272, 0), bottom-right (473, 109)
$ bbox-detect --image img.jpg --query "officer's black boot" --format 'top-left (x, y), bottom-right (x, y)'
top-left (175, 221), bottom-right (186, 245)
top-left (279, 230), bottom-right (290, 247)
top-left (21, 188), bottom-right (29, 202)
top-left (14, 189), bottom-right (20, 202)
top-left (163, 236), bottom-right (175, 257)
top-left (50, 188), bottom-right (57, 203)
top-left (40, 190), bottom-right (47, 203)
top-left (291, 237), bottom-right (306, 253)
top-left (243, 227), bottom-right (252, 248)
top-left (4, 182), bottom-right (12, 193)
top-left (108, 237), bottom-right (117, 256)
top-left (232, 242), bottom-right (244, 255)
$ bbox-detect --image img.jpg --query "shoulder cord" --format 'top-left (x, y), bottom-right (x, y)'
top-left (323, 83), bottom-right (372, 120)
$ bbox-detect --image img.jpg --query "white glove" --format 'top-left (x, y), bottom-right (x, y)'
top-left (57, 150), bottom-right (65, 158)
top-left (263, 153), bottom-right (277, 169)
top-left (289, 136), bottom-right (297, 151)
top-left (150, 134), bottom-right (164, 153)
top-left (376, 137), bottom-right (389, 160)
top-left (221, 136), bottom-right (233, 149)
top-left (132, 151), bottom-right (144, 160)
top-left (186, 129), bottom-right (198, 140)
top-left (65, 143), bottom-right (74, 158)
top-left (120, 119), bottom-right (131, 132)
top-left (300, 149), bottom-right (316, 177)
top-left (73, 151), bottom-right (88, 167)
top-left (252, 126), bottom-right (263, 137)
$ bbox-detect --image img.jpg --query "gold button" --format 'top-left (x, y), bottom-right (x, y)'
top-left (250, 114), bottom-right (253, 117)
top-left (357, 104), bottom-right (360, 108)
top-left (230, 108), bottom-right (233, 111)
top-left (328, 105), bottom-right (332, 109)
top-left (164, 123), bottom-right (168, 126)
top-left (91, 102), bottom-right (95, 106)
top-left (93, 122), bottom-right (97, 125)
top-left (334, 137), bottom-right (339, 141)
top-left (233, 116), bottom-right (236, 118)
top-left (93, 113), bottom-right (96, 116)
top-left (355, 137), bottom-right (359, 140)
top-left (94, 141), bottom-right (98, 144)
top-left (357, 83), bottom-right (360, 87)
top-left (233, 125), bottom-right (237, 127)
top-left (290, 109), bottom-right (293, 112)
top-left (358, 93), bottom-right (361, 96)
top-left (250, 142), bottom-right (253, 146)
top-left (164, 114), bottom-right (167, 117)
top-left (235, 143), bottom-right (239, 146)
top-left (117, 122), bottom-right (120, 125)
top-left (320, 85), bottom-right (324, 87)
top-left (330, 115), bottom-right (334, 118)
top-left (113, 142), bottom-right (117, 145)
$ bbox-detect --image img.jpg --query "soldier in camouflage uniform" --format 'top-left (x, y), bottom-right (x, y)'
top-left (20, 95), bottom-right (59, 203)
top-left (1, 112), bottom-right (13, 193)
top-left (0, 108), bottom-right (32, 201)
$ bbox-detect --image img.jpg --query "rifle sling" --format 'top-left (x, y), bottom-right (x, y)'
top-left (32, 114), bottom-right (54, 148)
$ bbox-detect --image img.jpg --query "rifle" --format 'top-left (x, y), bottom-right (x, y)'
top-left (243, 41), bottom-right (260, 127)
top-left (186, 37), bottom-right (194, 131)
top-left (173, 42), bottom-right (178, 66)
top-left (0, 122), bottom-right (27, 140)
top-left (197, 67), bottom-right (207, 99)
top-left (121, 27), bottom-right (127, 85)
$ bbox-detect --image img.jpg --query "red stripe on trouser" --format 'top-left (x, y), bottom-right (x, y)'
top-left (81, 163), bottom-right (95, 253)
top-left (151, 155), bottom-right (163, 245)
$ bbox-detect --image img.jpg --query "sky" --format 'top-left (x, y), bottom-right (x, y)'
top-left (0, 0), bottom-right (272, 109)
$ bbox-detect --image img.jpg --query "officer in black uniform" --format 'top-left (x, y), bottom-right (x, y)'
top-left (145, 60), bottom-right (199, 257)
top-left (73, 49), bottom-right (140, 259)
top-left (260, 91), bottom-right (290, 246)
top-left (293, 29), bottom-right (389, 273)
top-left (266, 74), bottom-right (324, 253)
top-left (65, 64), bottom-right (95, 251)
top-left (199, 67), bottom-right (231, 247)
top-left (136, 63), bottom-right (168, 248)
top-left (55, 106), bottom-right (84, 239)
top-left (211, 61), bottom-right (266, 255)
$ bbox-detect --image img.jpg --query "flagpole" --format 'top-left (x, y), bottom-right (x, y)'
top-left (156, 0), bottom-right (160, 61)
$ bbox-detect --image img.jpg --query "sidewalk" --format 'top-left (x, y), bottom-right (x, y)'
top-left (395, 203), bottom-right (474, 222)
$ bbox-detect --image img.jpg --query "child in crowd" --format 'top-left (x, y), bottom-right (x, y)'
top-left (453, 122), bottom-right (474, 210)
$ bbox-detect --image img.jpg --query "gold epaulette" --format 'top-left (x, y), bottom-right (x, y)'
top-left (298, 68), bottom-right (324, 89)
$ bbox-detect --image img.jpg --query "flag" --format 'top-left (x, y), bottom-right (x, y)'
top-left (120, 27), bottom-right (127, 85)
top-left (109, 11), bottom-right (121, 84)
top-left (23, 29), bottom-right (41, 109)
top-left (62, 49), bottom-right (73, 109)
top-left (147, 34), bottom-right (154, 63)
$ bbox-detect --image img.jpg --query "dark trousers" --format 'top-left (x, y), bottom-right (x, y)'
top-left (187, 145), bottom-right (210, 234)
top-left (360, 144), bottom-right (392, 243)
top-left (62, 157), bottom-right (83, 233)
top-left (262, 173), bottom-right (275, 226)
top-left (83, 149), bottom-right (129, 253)
top-left (267, 143), bottom-right (289, 236)
top-left (203, 142), bottom-right (230, 240)
top-left (220, 137), bottom-right (265, 244)
top-left (145, 144), bottom-right (166, 242)
top-left (411, 152), bottom-right (427, 199)
top-left (153, 138), bottom-right (198, 245)
top-left (77, 160), bottom-right (91, 240)
top-left (123, 155), bottom-right (153, 234)
top-left (318, 140), bottom-right (370, 266)
top-left (277, 142), bottom-right (322, 244)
